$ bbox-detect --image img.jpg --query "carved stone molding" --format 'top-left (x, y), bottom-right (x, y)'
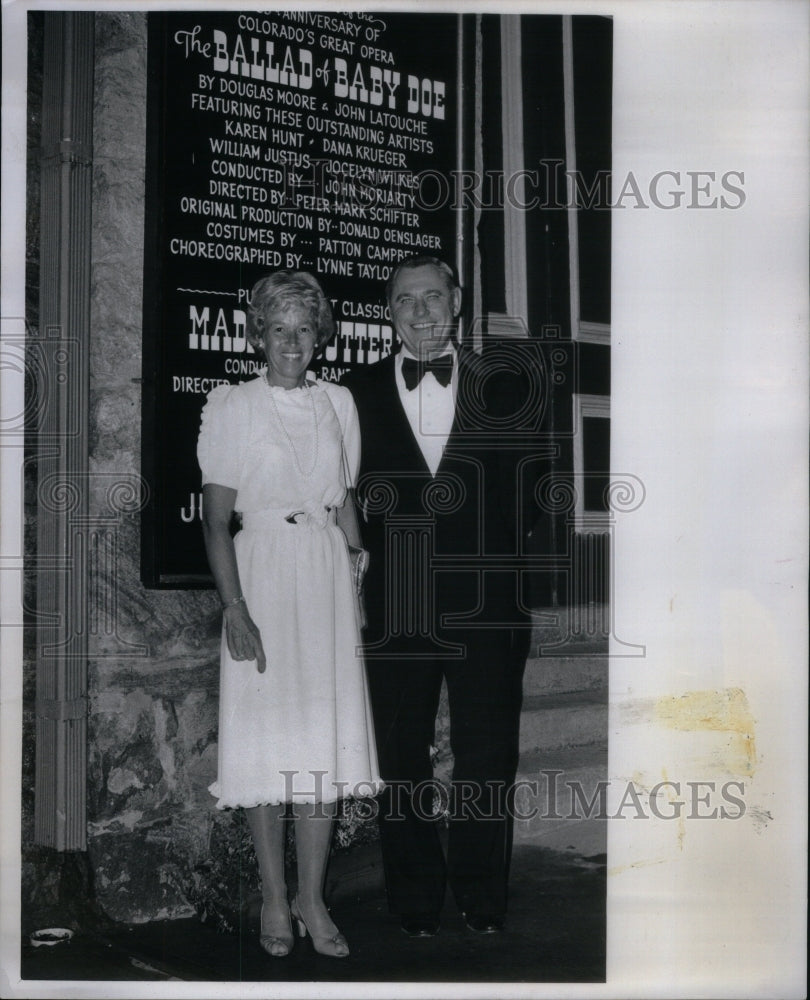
top-left (34, 12), bottom-right (95, 851)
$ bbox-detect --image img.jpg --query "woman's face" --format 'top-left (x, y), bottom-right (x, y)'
top-left (260, 302), bottom-right (318, 389)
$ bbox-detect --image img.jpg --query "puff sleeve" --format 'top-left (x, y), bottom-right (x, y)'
top-left (325, 384), bottom-right (361, 488)
top-left (197, 384), bottom-right (248, 490)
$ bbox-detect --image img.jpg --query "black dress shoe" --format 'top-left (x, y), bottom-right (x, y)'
top-left (400, 914), bottom-right (440, 938)
top-left (463, 913), bottom-right (504, 934)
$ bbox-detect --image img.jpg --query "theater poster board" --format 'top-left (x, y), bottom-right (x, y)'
top-left (141, 11), bottom-right (464, 587)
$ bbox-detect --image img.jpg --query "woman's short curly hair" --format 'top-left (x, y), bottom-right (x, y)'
top-left (246, 271), bottom-right (335, 352)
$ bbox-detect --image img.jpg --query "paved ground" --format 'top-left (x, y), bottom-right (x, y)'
top-left (19, 840), bottom-right (606, 988)
top-left (18, 626), bottom-right (609, 992)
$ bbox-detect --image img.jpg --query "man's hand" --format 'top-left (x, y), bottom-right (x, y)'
top-left (223, 602), bottom-right (267, 673)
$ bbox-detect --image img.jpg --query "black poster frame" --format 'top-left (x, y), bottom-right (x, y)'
top-left (141, 11), bottom-right (473, 588)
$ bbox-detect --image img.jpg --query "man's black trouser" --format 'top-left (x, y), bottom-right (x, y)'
top-left (366, 625), bottom-right (528, 917)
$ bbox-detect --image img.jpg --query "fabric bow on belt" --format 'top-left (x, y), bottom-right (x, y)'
top-left (284, 502), bottom-right (331, 529)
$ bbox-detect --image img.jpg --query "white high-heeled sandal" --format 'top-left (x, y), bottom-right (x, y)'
top-left (290, 896), bottom-right (350, 958)
top-left (259, 901), bottom-right (295, 958)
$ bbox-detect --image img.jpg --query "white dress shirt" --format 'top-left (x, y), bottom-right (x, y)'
top-left (395, 346), bottom-right (457, 476)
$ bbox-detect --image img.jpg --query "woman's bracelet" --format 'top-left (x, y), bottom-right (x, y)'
top-left (221, 594), bottom-right (245, 610)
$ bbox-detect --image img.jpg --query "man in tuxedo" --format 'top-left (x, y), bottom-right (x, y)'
top-left (342, 255), bottom-right (537, 937)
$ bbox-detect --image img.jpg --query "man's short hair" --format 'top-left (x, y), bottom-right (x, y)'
top-left (385, 255), bottom-right (459, 303)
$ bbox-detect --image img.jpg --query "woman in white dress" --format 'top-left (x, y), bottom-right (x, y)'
top-left (197, 270), bottom-right (381, 959)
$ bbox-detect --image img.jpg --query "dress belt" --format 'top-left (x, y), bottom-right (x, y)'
top-left (240, 506), bottom-right (336, 530)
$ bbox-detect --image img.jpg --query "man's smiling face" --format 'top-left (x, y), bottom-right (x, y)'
top-left (388, 264), bottom-right (461, 359)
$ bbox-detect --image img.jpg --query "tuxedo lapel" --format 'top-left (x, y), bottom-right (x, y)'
top-left (378, 352), bottom-right (431, 475)
top-left (437, 345), bottom-right (474, 472)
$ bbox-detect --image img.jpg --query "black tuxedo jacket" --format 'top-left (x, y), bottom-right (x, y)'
top-left (342, 344), bottom-right (541, 653)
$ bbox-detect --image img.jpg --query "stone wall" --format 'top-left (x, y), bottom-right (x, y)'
top-left (84, 9), bottom-right (217, 924)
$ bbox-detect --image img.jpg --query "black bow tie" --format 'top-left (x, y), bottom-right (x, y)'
top-left (401, 354), bottom-right (454, 390)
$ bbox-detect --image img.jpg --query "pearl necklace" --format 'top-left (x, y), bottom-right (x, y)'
top-left (264, 372), bottom-right (319, 479)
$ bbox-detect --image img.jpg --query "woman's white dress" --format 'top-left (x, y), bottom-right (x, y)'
top-left (197, 375), bottom-right (382, 808)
